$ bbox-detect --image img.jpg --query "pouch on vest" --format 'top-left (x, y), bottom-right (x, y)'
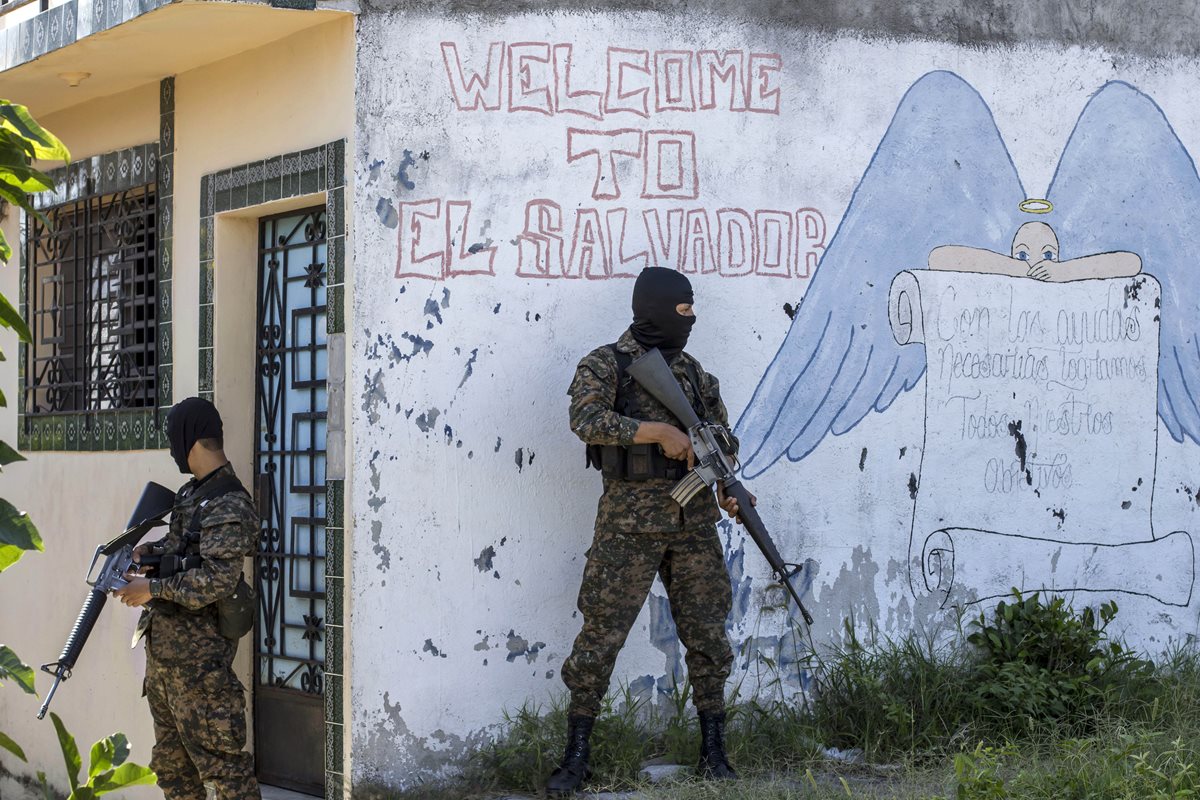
top-left (217, 573), bottom-right (255, 640)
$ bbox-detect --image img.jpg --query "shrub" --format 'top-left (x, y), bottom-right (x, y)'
top-left (966, 591), bottom-right (1155, 733)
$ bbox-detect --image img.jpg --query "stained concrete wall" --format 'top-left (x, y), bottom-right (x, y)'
top-left (352, 4), bottom-right (1200, 790)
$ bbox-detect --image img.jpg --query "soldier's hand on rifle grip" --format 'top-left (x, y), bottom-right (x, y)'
top-left (717, 484), bottom-right (757, 521)
top-left (636, 421), bottom-right (695, 468)
top-left (123, 544), bottom-right (154, 580)
top-left (113, 578), bottom-right (152, 607)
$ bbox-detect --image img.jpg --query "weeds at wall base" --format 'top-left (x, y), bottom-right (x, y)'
top-left (363, 593), bottom-right (1200, 799)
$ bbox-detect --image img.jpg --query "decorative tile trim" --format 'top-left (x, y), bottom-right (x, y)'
top-left (156, 76), bottom-right (175, 449)
top-left (324, 771), bottom-right (343, 800)
top-left (18, 132), bottom-right (168, 452)
top-left (197, 139), bottom-right (347, 392)
top-left (32, 142), bottom-right (157, 211)
top-left (324, 479), bottom-right (343, 791)
top-left (18, 412), bottom-right (162, 451)
top-left (200, 143), bottom-right (348, 792)
top-left (0, 0), bottom-right (173, 75)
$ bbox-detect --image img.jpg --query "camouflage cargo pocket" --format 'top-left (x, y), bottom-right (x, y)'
top-left (197, 668), bottom-right (247, 754)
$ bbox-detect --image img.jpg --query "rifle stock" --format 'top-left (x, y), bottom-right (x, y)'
top-left (627, 351), bottom-right (703, 428)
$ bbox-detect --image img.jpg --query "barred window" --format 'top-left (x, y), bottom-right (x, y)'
top-left (23, 183), bottom-right (158, 416)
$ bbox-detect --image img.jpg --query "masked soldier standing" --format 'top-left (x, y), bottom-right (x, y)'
top-left (547, 267), bottom-right (748, 795)
top-left (114, 397), bottom-right (260, 800)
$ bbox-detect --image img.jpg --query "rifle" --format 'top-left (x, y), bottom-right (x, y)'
top-left (37, 482), bottom-right (176, 719)
top-left (627, 348), bottom-right (814, 626)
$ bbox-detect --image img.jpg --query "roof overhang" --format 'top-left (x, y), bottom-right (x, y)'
top-left (0, 2), bottom-right (349, 117)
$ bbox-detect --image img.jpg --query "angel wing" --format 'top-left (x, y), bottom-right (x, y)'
top-left (736, 70), bottom-right (1026, 478)
top-left (1046, 81), bottom-right (1200, 446)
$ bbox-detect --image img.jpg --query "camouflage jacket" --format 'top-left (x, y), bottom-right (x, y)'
top-left (569, 327), bottom-right (737, 533)
top-left (136, 463), bottom-right (258, 665)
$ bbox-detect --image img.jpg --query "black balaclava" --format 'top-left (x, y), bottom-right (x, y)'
top-left (629, 267), bottom-right (696, 361)
top-left (167, 397), bottom-right (223, 474)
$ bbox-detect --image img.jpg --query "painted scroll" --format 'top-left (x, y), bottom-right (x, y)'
top-left (888, 269), bottom-right (1194, 607)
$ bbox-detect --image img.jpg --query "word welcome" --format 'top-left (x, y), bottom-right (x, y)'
top-left (408, 41), bottom-right (809, 281)
top-left (441, 43), bottom-right (783, 118)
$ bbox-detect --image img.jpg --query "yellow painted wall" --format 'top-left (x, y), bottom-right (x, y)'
top-left (0, 14), bottom-right (353, 797)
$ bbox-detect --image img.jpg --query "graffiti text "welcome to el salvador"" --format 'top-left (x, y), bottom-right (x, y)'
top-left (395, 43), bottom-right (827, 281)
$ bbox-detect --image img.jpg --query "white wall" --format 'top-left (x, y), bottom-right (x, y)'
top-left (353, 11), bottom-right (1200, 788)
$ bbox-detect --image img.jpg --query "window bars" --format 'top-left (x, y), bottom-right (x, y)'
top-left (23, 183), bottom-right (158, 418)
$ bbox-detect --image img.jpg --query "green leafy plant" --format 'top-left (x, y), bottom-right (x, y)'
top-left (967, 590), bottom-right (1155, 732)
top-left (949, 743), bottom-right (1013, 800)
top-left (33, 712), bottom-right (156, 800)
top-left (0, 101), bottom-right (143, 800)
top-left (0, 99), bottom-right (66, 573)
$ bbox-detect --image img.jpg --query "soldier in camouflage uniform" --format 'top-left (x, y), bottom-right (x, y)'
top-left (114, 397), bottom-right (261, 800)
top-left (547, 268), bottom-right (744, 796)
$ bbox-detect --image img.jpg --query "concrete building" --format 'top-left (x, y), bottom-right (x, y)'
top-left (2, 1), bottom-right (1200, 796)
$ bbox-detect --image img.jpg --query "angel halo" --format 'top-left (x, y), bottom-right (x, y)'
top-left (1019, 198), bottom-right (1053, 214)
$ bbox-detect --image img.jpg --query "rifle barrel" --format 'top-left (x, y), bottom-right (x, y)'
top-left (37, 588), bottom-right (107, 719)
top-left (724, 479), bottom-right (815, 626)
top-left (37, 672), bottom-right (64, 720)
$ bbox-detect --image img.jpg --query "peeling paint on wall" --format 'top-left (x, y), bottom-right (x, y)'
top-left (505, 630), bottom-right (546, 663)
top-left (352, 12), bottom-right (1200, 792)
top-left (415, 408), bottom-right (440, 432)
top-left (362, 369), bottom-right (388, 425)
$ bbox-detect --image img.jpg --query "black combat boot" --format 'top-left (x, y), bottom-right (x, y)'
top-left (697, 710), bottom-right (738, 780)
top-left (545, 714), bottom-right (594, 796)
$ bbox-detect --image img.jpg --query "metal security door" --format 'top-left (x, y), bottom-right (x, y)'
top-left (254, 208), bottom-right (327, 794)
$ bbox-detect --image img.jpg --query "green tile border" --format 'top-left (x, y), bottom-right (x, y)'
top-left (325, 576), bottom-right (343, 628)
top-left (325, 624), bottom-right (344, 679)
top-left (324, 771), bottom-right (343, 800)
top-left (198, 138), bottom-right (347, 393)
top-left (17, 410), bottom-right (159, 453)
top-left (199, 144), bottom-right (348, 790)
top-left (324, 673), bottom-right (343, 726)
top-left (157, 76), bottom-right (176, 450)
top-left (324, 725), bottom-right (344, 788)
top-left (31, 142), bottom-right (157, 211)
top-left (327, 479), bottom-right (344, 532)
top-left (19, 118), bottom-right (171, 451)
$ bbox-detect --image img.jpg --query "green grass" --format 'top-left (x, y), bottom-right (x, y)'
top-left (368, 595), bottom-right (1200, 799)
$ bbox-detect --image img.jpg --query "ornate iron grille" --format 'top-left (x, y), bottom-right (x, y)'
top-left (22, 184), bottom-right (157, 417)
top-left (255, 208), bottom-right (328, 696)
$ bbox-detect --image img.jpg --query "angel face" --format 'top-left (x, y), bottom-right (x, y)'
top-left (1012, 222), bottom-right (1059, 265)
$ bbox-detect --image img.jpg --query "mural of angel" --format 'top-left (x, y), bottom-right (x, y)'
top-left (737, 71), bottom-right (1200, 611)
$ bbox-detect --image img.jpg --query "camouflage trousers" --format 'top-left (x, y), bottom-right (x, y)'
top-left (145, 653), bottom-right (259, 800)
top-left (561, 525), bottom-right (734, 718)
